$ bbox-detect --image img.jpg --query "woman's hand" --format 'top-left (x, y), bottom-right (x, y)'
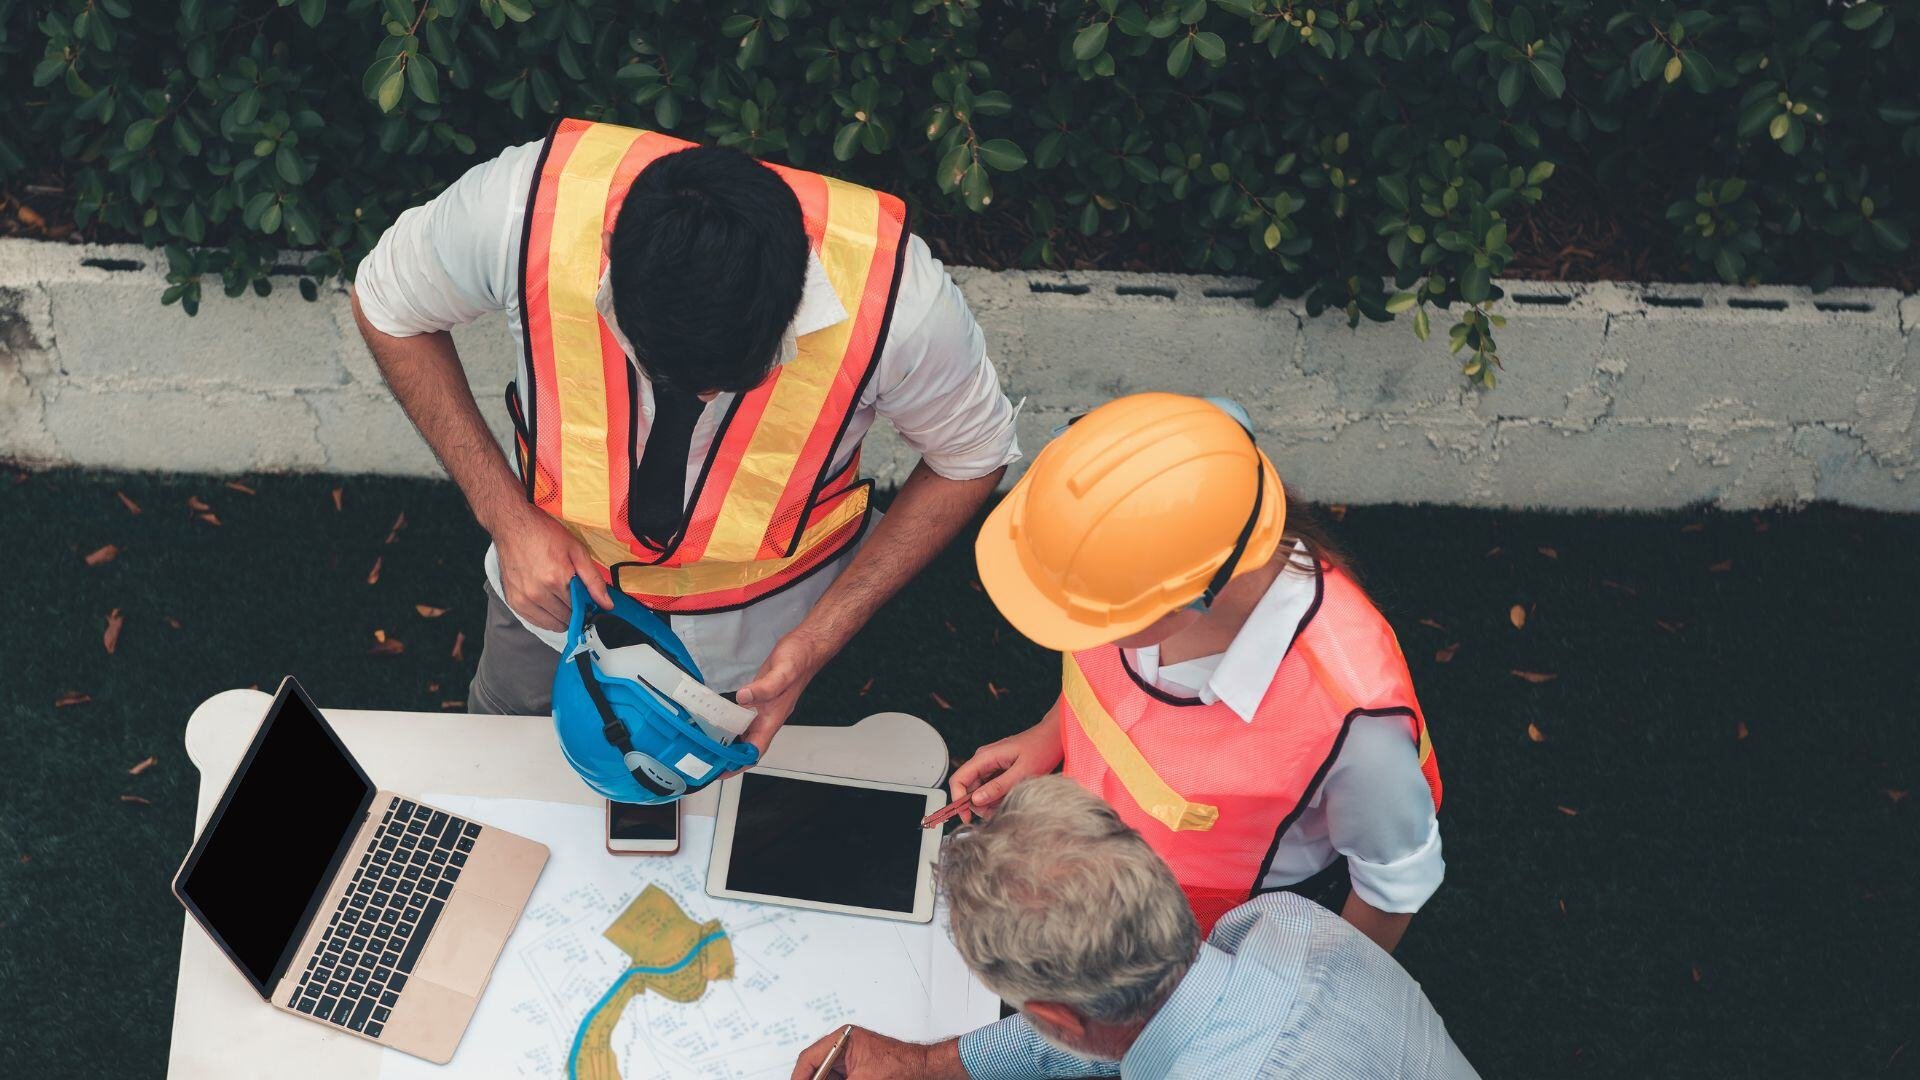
top-left (947, 704), bottom-right (1065, 822)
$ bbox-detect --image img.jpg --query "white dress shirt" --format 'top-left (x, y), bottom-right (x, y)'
top-left (1124, 545), bottom-right (1446, 913)
top-left (354, 139), bottom-right (1021, 691)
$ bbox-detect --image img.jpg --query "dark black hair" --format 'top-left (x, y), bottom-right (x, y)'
top-left (607, 145), bottom-right (808, 395)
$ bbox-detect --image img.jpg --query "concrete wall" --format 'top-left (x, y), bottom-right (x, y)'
top-left (3, 238), bottom-right (1915, 510)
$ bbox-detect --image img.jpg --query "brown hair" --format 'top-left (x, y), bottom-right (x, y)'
top-left (1274, 488), bottom-right (1356, 584)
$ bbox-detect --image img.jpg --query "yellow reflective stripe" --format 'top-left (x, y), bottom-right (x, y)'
top-left (1416, 721), bottom-right (1433, 766)
top-left (703, 178), bottom-right (880, 562)
top-left (1062, 654), bottom-right (1219, 833)
top-left (572, 483), bottom-right (869, 596)
top-left (548, 124), bottom-right (641, 530)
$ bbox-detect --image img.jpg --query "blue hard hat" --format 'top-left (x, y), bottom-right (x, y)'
top-left (551, 578), bottom-right (760, 804)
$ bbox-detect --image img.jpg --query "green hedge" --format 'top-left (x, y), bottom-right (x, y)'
top-left (3, 0), bottom-right (1915, 385)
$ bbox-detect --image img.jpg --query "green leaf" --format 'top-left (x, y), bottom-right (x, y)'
top-left (979, 139), bottom-right (1028, 171)
top-left (407, 54), bottom-right (439, 103)
top-left (1385, 290), bottom-right (1418, 314)
top-left (1263, 222), bottom-right (1281, 250)
top-left (1768, 113), bottom-right (1790, 140)
top-left (1073, 22), bottom-right (1110, 61)
top-left (298, 0), bottom-right (325, 28)
top-left (1166, 36), bottom-right (1192, 77)
top-left (960, 162), bottom-right (992, 210)
top-left (1678, 51), bottom-right (1714, 93)
top-left (376, 68), bottom-right (405, 113)
top-left (1461, 263), bottom-right (1491, 302)
top-left (1376, 174), bottom-right (1409, 211)
top-left (259, 201), bottom-right (283, 234)
top-left (1841, 2), bottom-right (1884, 30)
top-left (123, 118), bottom-right (157, 152)
top-left (1497, 64), bottom-right (1523, 108)
top-left (1468, 0), bottom-right (1494, 33)
top-left (1413, 305), bottom-right (1431, 341)
top-left (1192, 32), bottom-right (1226, 62)
top-left (832, 122), bottom-right (862, 161)
top-left (1869, 217), bottom-right (1911, 251)
top-left (1631, 40), bottom-right (1666, 83)
top-left (495, 0), bottom-right (532, 21)
top-left (1712, 247), bottom-right (1743, 281)
top-left (1529, 60), bottom-right (1565, 99)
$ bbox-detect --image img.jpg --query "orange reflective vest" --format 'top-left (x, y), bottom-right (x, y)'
top-left (1060, 563), bottom-right (1442, 934)
top-left (507, 118), bottom-right (908, 613)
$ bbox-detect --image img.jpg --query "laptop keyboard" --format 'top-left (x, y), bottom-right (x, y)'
top-left (287, 797), bottom-right (483, 1039)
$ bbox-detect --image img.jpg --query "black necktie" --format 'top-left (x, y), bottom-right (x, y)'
top-left (630, 385), bottom-right (703, 550)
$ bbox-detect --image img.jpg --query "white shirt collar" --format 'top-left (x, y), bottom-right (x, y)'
top-left (1129, 541), bottom-right (1318, 724)
top-left (594, 248), bottom-right (848, 372)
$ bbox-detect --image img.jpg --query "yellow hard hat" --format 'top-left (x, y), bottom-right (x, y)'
top-left (977, 393), bottom-right (1286, 652)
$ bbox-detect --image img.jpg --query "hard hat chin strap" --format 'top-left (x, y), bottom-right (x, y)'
top-left (1201, 426), bottom-right (1265, 608)
top-left (571, 654), bottom-right (675, 798)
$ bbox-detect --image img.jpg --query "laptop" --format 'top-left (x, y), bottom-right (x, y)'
top-left (172, 677), bottom-right (549, 1063)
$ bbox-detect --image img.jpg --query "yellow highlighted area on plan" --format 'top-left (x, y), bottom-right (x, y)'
top-left (570, 885), bottom-right (733, 1080)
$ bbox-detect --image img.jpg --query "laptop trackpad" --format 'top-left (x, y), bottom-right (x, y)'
top-left (414, 892), bottom-right (517, 996)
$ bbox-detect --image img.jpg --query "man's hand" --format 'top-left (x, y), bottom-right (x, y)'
top-left (947, 705), bottom-right (1065, 822)
top-left (734, 629), bottom-right (828, 756)
top-left (491, 501), bottom-right (615, 632)
top-left (789, 1028), bottom-right (966, 1080)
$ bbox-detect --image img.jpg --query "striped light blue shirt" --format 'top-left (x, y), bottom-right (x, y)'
top-left (956, 892), bottom-right (1477, 1079)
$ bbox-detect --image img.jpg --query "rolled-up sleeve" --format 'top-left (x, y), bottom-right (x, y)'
top-left (1326, 714), bottom-right (1446, 914)
top-left (352, 139), bottom-right (541, 337)
top-left (957, 1015), bottom-right (1117, 1080)
top-left (868, 236), bottom-right (1021, 481)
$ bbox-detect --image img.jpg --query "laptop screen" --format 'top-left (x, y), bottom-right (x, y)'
top-left (178, 684), bottom-right (372, 993)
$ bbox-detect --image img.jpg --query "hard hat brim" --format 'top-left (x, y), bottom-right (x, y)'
top-left (976, 486), bottom-right (1172, 653)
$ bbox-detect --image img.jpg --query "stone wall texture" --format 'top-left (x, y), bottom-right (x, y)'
top-left (3, 238), bottom-right (1915, 510)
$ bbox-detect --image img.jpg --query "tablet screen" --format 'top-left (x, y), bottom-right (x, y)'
top-left (724, 772), bottom-right (929, 914)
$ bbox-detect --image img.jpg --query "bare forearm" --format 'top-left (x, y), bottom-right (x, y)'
top-left (1340, 892), bottom-right (1413, 953)
top-left (350, 289), bottom-right (523, 533)
top-left (794, 461), bottom-right (1004, 656)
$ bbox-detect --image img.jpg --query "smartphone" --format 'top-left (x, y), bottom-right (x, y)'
top-left (606, 800), bottom-right (680, 855)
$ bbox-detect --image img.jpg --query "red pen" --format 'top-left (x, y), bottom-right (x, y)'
top-left (921, 793), bottom-right (973, 829)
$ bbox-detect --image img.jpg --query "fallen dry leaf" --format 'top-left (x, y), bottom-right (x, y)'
top-left (224, 481), bottom-right (257, 496)
top-left (367, 556), bottom-right (383, 585)
top-left (385, 512), bottom-right (408, 545)
top-left (16, 202), bottom-right (45, 229)
top-left (164, 616), bottom-right (182, 630)
top-left (368, 638), bottom-right (406, 657)
top-left (103, 608), bottom-right (125, 654)
top-left (1510, 670), bottom-right (1558, 684)
top-left (128, 756), bottom-right (157, 775)
top-left (1690, 963), bottom-right (1702, 983)
top-left (1556, 805), bottom-right (1579, 816)
top-left (1736, 722), bottom-right (1749, 741)
top-left (1485, 546), bottom-right (1503, 558)
top-left (930, 692), bottom-right (952, 711)
top-left (1418, 618), bottom-right (1446, 632)
top-left (1527, 723), bottom-right (1545, 743)
top-left (944, 619), bottom-right (958, 635)
top-left (986, 682), bottom-right (1006, 700)
top-left (414, 604), bottom-right (447, 618)
top-left (197, 512), bottom-right (222, 526)
top-left (84, 544), bottom-right (119, 567)
top-left (441, 700), bottom-right (466, 710)
top-left (1655, 619), bottom-right (1687, 634)
top-left (1681, 522), bottom-right (1705, 533)
top-left (331, 487), bottom-right (344, 512)
top-left (119, 794), bottom-right (153, 806)
top-left (1600, 579), bottom-right (1637, 596)
top-left (54, 691), bottom-right (92, 707)
top-left (451, 631), bottom-right (466, 661)
top-left (1888, 789), bottom-right (1909, 805)
top-left (1435, 642), bottom-right (1460, 663)
top-left (1537, 546), bottom-right (1558, 559)
top-left (1557, 899), bottom-right (1567, 916)
top-left (374, 628), bottom-right (388, 643)
top-left (115, 490), bottom-right (142, 515)
top-left (427, 682), bottom-right (440, 692)
top-left (1508, 604), bottom-right (1527, 629)
top-left (858, 676), bottom-right (874, 695)
top-left (1326, 504), bottom-right (1348, 521)
top-left (187, 495), bottom-right (211, 512)
top-left (968, 579), bottom-right (983, 592)
top-left (1707, 560), bottom-right (1733, 573)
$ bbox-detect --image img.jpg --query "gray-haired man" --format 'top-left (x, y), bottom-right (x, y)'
top-left (791, 776), bottom-right (1478, 1079)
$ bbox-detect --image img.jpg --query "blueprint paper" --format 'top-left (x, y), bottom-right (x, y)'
top-left (378, 797), bottom-right (999, 1079)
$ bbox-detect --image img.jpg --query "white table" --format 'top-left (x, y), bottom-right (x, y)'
top-left (168, 688), bottom-right (951, 1079)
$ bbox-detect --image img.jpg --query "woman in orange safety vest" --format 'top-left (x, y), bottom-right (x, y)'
top-left (953, 393), bottom-right (1444, 950)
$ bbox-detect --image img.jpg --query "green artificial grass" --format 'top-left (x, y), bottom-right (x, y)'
top-left (2, 468), bottom-right (1916, 1078)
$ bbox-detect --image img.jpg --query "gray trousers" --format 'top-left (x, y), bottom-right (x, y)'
top-left (466, 582), bottom-right (562, 716)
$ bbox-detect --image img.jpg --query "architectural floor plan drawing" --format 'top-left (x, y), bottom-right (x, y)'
top-left (379, 798), bottom-right (1000, 1080)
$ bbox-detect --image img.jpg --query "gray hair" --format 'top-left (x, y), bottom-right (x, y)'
top-left (936, 776), bottom-right (1199, 1024)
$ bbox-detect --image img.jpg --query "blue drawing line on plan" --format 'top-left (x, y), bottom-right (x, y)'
top-left (566, 929), bottom-right (730, 1079)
